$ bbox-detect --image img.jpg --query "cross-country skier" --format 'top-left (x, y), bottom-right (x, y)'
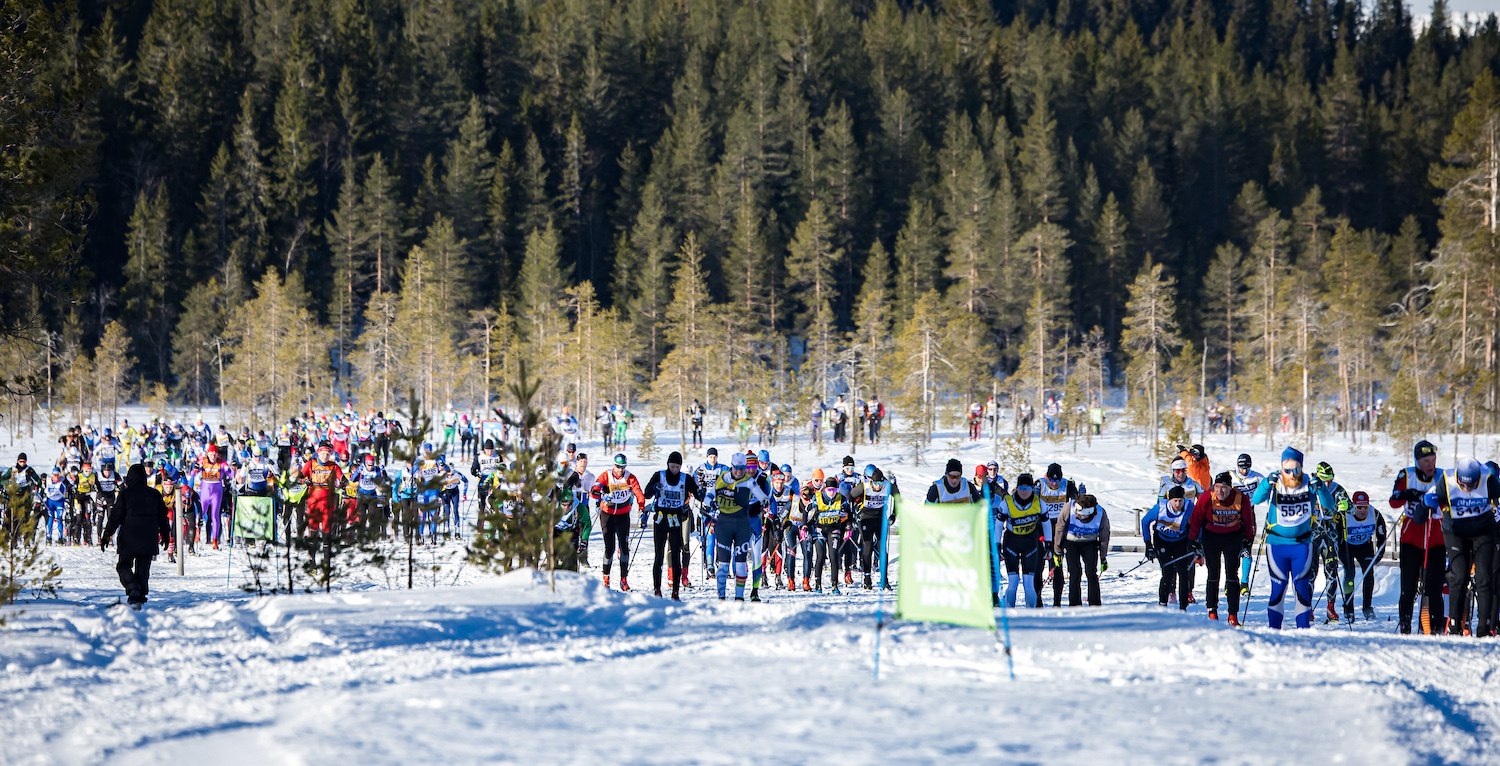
top-left (643, 451), bottom-right (699, 600)
top-left (997, 473), bottom-right (1045, 608)
top-left (1053, 493), bottom-right (1110, 606)
top-left (858, 464), bottom-right (896, 589)
top-left (1190, 472), bottom-right (1255, 624)
top-left (1338, 491), bottom-right (1387, 622)
top-left (590, 454), bottom-right (645, 591)
top-left (711, 452), bottom-right (767, 600)
top-left (1388, 440), bottom-right (1447, 634)
top-left (1311, 461), bottom-right (1351, 621)
top-left (1251, 447), bottom-right (1333, 629)
top-left (1143, 485), bottom-right (1194, 609)
top-left (1422, 457), bottom-right (1498, 636)
top-left (809, 476), bottom-right (851, 594)
top-left (1036, 463), bottom-right (1077, 607)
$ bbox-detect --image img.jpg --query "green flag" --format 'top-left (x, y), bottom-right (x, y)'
top-left (895, 501), bottom-right (994, 630)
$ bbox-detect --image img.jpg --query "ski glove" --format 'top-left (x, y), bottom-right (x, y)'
top-left (1099, 559), bottom-right (1108, 573)
top-left (1051, 553), bottom-right (1063, 569)
top-left (1145, 545), bottom-right (1157, 561)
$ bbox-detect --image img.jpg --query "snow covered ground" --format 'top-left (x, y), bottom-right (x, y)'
top-left (4, 415), bottom-right (1499, 764)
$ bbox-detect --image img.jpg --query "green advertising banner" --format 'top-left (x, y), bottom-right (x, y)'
top-left (895, 502), bottom-right (995, 630)
top-left (234, 495), bottom-right (276, 542)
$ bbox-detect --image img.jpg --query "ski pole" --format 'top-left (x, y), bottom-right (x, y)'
top-left (1116, 556), bottom-right (1152, 578)
top-left (1239, 528), bottom-right (1268, 626)
top-left (1157, 550), bottom-right (1199, 570)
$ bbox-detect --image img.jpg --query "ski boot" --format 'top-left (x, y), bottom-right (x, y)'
top-left (620, 577), bottom-right (631, 592)
top-left (992, 592), bottom-right (1000, 607)
top-left (1227, 614), bottom-right (1240, 627)
top-left (1363, 607), bottom-right (1376, 621)
top-left (750, 589), bottom-right (762, 603)
top-left (603, 574), bottom-right (611, 589)
top-left (1240, 584), bottom-right (1249, 597)
top-left (1398, 620), bottom-right (1412, 635)
top-left (802, 577), bottom-right (811, 592)
top-left (831, 584), bottom-right (842, 596)
top-left (212, 540), bottom-right (220, 551)
top-left (1326, 601), bottom-right (1339, 622)
top-left (788, 577), bottom-right (798, 592)
top-left (775, 575), bottom-right (785, 590)
top-left (844, 570), bottom-right (853, 585)
top-left (863, 575), bottom-right (873, 590)
top-left (1207, 609), bottom-right (1219, 621)
top-left (653, 588), bottom-right (662, 597)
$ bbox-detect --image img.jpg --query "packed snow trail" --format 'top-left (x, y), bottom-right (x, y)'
top-left (4, 556), bottom-right (1498, 765)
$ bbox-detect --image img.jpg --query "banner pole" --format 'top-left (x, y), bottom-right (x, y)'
top-left (985, 483), bottom-right (1015, 681)
top-left (873, 495), bottom-right (894, 683)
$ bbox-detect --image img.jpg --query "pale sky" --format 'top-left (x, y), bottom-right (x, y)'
top-left (1443, 0), bottom-right (1496, 14)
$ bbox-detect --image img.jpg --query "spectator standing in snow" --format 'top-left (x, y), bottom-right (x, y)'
top-left (101, 463), bottom-right (173, 609)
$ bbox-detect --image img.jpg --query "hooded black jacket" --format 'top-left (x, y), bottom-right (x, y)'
top-left (103, 464), bottom-right (173, 556)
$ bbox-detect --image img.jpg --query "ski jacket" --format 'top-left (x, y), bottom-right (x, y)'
top-left (1252, 477), bottom-right (1332, 546)
top-left (1423, 468), bottom-right (1500, 538)
top-left (1388, 467), bottom-right (1445, 550)
top-left (1142, 497), bottom-right (1192, 544)
top-left (103, 465), bottom-right (172, 557)
top-left (591, 470), bottom-right (645, 515)
top-left (1189, 489), bottom-right (1256, 541)
top-left (1053, 504), bottom-right (1111, 554)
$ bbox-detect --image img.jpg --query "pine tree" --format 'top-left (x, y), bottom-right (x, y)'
top-left (1012, 223), bottom-right (1072, 404)
top-left (787, 200), bottom-right (843, 399)
top-left (853, 242), bottom-right (894, 400)
top-left (394, 245), bottom-right (462, 414)
top-left (362, 154), bottom-right (403, 294)
top-left (170, 281), bottom-right (223, 409)
top-left (1239, 214), bottom-right (1294, 446)
top-left (122, 186), bottom-right (175, 380)
top-left (269, 36), bottom-right (321, 271)
top-left (1020, 91), bottom-right (1066, 225)
top-left (351, 291), bottom-right (400, 413)
top-left (1319, 222), bottom-right (1384, 438)
top-left (520, 131), bottom-right (552, 236)
top-left (443, 97), bottom-right (495, 244)
top-left (1199, 243), bottom-right (1245, 394)
top-left (93, 320), bottom-right (135, 425)
top-left (890, 290), bottom-right (950, 453)
top-left (328, 164), bottom-right (370, 383)
top-left (229, 88), bottom-right (270, 277)
top-left (622, 182), bottom-right (677, 377)
top-left (221, 269), bottom-right (332, 426)
top-left (1121, 259), bottom-right (1183, 443)
top-left (894, 198), bottom-right (940, 321)
top-left (420, 215), bottom-right (472, 319)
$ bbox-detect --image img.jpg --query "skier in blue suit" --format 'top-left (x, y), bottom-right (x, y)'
top-left (1251, 446), bottom-right (1334, 629)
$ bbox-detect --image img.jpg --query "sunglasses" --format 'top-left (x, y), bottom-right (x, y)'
top-left (1281, 467), bottom-right (1301, 474)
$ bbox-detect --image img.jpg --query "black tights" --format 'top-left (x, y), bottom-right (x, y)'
top-left (601, 513), bottom-right (632, 577)
top-left (1201, 531), bottom-right (1243, 616)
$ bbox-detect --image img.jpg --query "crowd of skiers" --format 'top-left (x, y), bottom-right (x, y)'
top-left (1132, 440), bottom-right (1496, 637)
top-left (0, 409), bottom-right (504, 560)
top-left (4, 407), bottom-right (1495, 636)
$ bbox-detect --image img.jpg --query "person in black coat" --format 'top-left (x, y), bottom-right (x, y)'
top-left (101, 463), bottom-right (173, 608)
